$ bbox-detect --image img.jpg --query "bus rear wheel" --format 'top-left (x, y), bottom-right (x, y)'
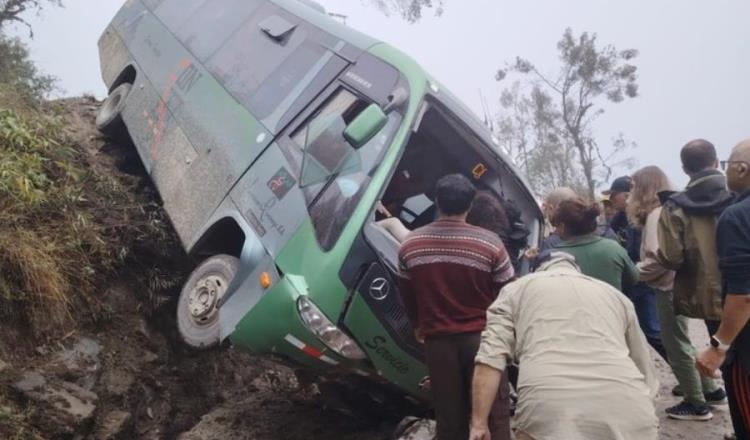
top-left (96, 83), bottom-right (132, 138)
top-left (177, 254), bottom-right (239, 349)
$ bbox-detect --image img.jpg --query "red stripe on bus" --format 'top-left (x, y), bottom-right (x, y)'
top-left (302, 345), bottom-right (322, 358)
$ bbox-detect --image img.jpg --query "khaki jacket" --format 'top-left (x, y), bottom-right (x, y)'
top-left (476, 255), bottom-right (658, 439)
top-left (657, 196), bottom-right (725, 320)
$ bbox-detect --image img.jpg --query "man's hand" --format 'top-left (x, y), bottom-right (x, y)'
top-left (468, 423), bottom-right (490, 440)
top-left (697, 347), bottom-right (726, 378)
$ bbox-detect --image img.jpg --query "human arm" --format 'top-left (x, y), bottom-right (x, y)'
top-left (656, 206), bottom-right (685, 270)
top-left (697, 212), bottom-right (750, 377)
top-left (376, 217), bottom-right (410, 243)
top-left (621, 248), bottom-right (640, 291)
top-left (471, 286), bottom-right (518, 439)
top-left (624, 300), bottom-right (660, 398)
top-left (697, 295), bottom-right (750, 377)
top-left (469, 364), bottom-right (503, 440)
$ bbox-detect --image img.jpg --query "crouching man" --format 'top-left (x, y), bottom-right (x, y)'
top-left (469, 252), bottom-right (659, 440)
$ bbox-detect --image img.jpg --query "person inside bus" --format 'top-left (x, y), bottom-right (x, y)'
top-left (376, 190), bottom-right (520, 259)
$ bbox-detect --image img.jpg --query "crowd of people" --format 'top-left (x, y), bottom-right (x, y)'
top-left (395, 138), bottom-right (750, 440)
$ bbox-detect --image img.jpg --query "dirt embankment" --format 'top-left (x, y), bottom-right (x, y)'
top-left (0, 98), bottom-right (396, 440)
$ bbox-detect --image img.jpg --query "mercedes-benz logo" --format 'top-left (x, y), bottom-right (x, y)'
top-left (369, 277), bottom-right (390, 301)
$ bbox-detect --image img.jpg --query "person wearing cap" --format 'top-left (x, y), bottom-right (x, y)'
top-left (604, 176), bottom-right (669, 362)
top-left (469, 251), bottom-right (658, 440)
top-left (604, 176), bottom-right (634, 246)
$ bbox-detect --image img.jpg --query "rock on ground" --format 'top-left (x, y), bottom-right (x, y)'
top-left (13, 371), bottom-right (98, 436)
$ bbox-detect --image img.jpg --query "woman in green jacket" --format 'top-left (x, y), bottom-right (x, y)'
top-left (552, 198), bottom-right (639, 291)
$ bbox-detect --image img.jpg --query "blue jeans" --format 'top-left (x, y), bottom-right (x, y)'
top-left (627, 283), bottom-right (668, 361)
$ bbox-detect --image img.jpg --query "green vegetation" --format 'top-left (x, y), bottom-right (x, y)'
top-left (0, 93), bottom-right (186, 336)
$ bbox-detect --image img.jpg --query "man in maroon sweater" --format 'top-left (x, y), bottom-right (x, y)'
top-left (398, 174), bottom-right (515, 440)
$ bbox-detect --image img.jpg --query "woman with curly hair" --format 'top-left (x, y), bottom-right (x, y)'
top-left (630, 165), bottom-right (724, 421)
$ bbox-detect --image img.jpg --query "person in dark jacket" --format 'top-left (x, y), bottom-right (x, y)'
top-left (605, 176), bottom-right (634, 246)
top-left (698, 139), bottom-right (750, 439)
top-left (657, 140), bottom-right (734, 327)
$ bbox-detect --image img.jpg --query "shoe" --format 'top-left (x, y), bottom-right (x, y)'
top-left (705, 388), bottom-right (728, 405)
top-left (672, 385), bottom-right (684, 397)
top-left (665, 401), bottom-right (713, 421)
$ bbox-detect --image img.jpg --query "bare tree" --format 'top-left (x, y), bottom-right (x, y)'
top-left (364, 0), bottom-right (443, 23)
top-left (0, 0), bottom-right (62, 36)
top-left (496, 81), bottom-right (587, 196)
top-left (497, 28), bottom-right (638, 199)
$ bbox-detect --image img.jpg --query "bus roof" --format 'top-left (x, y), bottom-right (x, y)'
top-left (271, 0), bottom-right (381, 51)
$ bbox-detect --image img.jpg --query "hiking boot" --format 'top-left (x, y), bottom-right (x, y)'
top-left (705, 388), bottom-right (728, 405)
top-left (672, 385), bottom-right (684, 397)
top-left (665, 401), bottom-right (713, 421)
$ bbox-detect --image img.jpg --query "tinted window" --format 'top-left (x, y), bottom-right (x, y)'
top-left (154, 0), bottom-right (205, 30)
top-left (291, 88), bottom-right (400, 250)
top-left (175, 0), bottom-right (263, 62)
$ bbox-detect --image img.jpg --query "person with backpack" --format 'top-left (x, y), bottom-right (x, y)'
top-left (631, 165), bottom-right (724, 421)
top-left (657, 139), bottom-right (733, 419)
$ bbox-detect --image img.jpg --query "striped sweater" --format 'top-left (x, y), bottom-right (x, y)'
top-left (398, 219), bottom-right (515, 337)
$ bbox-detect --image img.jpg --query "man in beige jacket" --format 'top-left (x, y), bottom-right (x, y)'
top-left (469, 252), bottom-right (658, 440)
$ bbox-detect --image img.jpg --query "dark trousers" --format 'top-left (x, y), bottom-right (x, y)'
top-left (723, 361), bottom-right (750, 440)
top-left (628, 284), bottom-right (669, 362)
top-left (425, 332), bottom-right (511, 440)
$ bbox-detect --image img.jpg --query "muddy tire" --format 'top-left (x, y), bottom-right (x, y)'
top-left (177, 254), bottom-right (239, 349)
top-left (96, 83), bottom-right (131, 138)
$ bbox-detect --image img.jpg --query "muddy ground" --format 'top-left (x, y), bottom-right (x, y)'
top-left (0, 98), bottom-right (737, 439)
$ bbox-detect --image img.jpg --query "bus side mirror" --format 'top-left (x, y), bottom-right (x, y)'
top-left (344, 104), bottom-right (387, 149)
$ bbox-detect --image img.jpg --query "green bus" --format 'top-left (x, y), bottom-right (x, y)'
top-left (97, 0), bottom-right (543, 404)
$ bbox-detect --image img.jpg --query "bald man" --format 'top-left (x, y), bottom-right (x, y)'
top-left (698, 139), bottom-right (750, 438)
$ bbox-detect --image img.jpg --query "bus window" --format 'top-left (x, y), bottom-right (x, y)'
top-left (175, 0), bottom-right (263, 63)
top-left (207, 4), bottom-right (305, 109)
top-left (291, 88), bottom-right (402, 250)
top-left (153, 0), bottom-right (206, 31)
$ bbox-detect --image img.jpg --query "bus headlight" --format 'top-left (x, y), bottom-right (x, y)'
top-left (297, 296), bottom-right (366, 360)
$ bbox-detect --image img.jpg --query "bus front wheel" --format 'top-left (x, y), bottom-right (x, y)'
top-left (177, 254), bottom-right (239, 349)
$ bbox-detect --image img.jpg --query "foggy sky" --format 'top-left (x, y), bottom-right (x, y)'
top-left (10, 0), bottom-right (750, 189)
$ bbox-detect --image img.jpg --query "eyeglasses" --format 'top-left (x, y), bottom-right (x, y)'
top-left (721, 160), bottom-right (750, 171)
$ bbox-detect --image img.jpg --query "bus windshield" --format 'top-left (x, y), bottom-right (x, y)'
top-left (290, 87), bottom-right (403, 250)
